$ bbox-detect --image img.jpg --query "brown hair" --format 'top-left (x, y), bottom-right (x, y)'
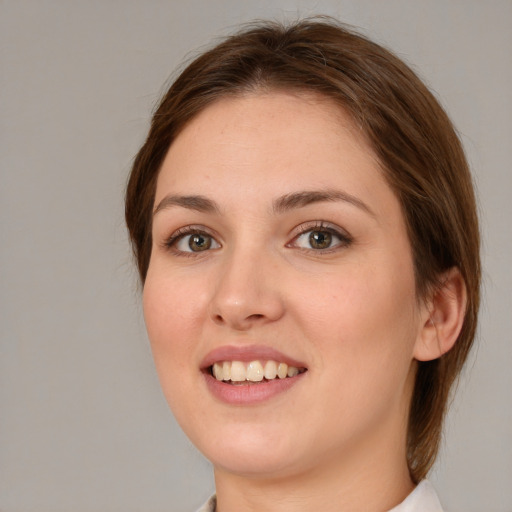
top-left (125, 17), bottom-right (480, 481)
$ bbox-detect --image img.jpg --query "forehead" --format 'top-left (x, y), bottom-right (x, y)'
top-left (155, 91), bottom-right (393, 217)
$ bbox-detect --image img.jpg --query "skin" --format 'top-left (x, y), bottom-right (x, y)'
top-left (143, 91), bottom-right (464, 511)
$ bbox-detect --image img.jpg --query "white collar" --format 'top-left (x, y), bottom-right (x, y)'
top-left (389, 480), bottom-right (444, 512)
top-left (196, 480), bottom-right (443, 512)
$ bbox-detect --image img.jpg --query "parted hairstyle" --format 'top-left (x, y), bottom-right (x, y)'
top-left (125, 17), bottom-right (480, 482)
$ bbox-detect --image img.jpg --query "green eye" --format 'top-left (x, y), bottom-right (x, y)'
top-left (174, 232), bottom-right (220, 252)
top-left (292, 226), bottom-right (351, 251)
top-left (188, 234), bottom-right (212, 251)
top-left (308, 230), bottom-right (332, 249)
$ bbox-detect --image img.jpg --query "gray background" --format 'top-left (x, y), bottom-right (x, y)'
top-left (1, 1), bottom-right (511, 511)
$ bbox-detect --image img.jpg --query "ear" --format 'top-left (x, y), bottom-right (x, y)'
top-left (414, 267), bottom-right (467, 362)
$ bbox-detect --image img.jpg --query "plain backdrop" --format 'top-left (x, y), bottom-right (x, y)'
top-left (1, 1), bottom-right (511, 511)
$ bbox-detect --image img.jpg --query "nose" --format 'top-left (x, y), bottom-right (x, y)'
top-left (209, 246), bottom-right (285, 331)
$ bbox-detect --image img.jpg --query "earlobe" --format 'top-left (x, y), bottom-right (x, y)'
top-left (414, 267), bottom-right (467, 362)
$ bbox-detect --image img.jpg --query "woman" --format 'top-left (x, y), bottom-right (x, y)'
top-left (125, 18), bottom-right (480, 512)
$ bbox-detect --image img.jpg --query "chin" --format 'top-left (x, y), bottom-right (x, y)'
top-left (211, 449), bottom-right (302, 479)
top-left (191, 422), bottom-right (304, 477)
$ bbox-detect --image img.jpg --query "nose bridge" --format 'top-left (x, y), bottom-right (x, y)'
top-left (209, 239), bottom-right (284, 329)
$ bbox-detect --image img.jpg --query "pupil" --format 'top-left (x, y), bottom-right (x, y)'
top-left (189, 234), bottom-right (211, 251)
top-left (309, 230), bottom-right (331, 249)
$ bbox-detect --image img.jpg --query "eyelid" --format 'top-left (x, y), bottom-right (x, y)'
top-left (160, 221), bottom-right (351, 255)
top-left (162, 225), bottom-right (222, 254)
top-left (287, 221), bottom-right (353, 251)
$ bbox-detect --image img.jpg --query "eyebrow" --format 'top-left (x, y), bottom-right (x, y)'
top-left (272, 189), bottom-right (375, 217)
top-left (153, 189), bottom-right (374, 217)
top-left (153, 195), bottom-right (220, 216)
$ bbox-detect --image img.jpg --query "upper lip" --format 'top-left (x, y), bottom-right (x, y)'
top-left (200, 344), bottom-right (307, 370)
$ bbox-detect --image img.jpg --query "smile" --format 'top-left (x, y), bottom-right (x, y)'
top-left (201, 345), bottom-right (308, 404)
top-left (211, 360), bottom-right (306, 383)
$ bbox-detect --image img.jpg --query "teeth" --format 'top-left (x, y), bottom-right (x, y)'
top-left (212, 362), bottom-right (223, 380)
top-left (211, 360), bottom-right (303, 382)
top-left (222, 361), bottom-right (231, 381)
top-left (277, 362), bottom-right (288, 379)
top-left (247, 361), bottom-right (264, 382)
top-left (264, 360), bottom-right (277, 380)
top-left (287, 366), bottom-right (299, 377)
top-left (230, 361), bottom-right (246, 382)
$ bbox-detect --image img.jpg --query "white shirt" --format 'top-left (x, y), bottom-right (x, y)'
top-left (195, 480), bottom-right (443, 512)
top-left (389, 481), bottom-right (443, 511)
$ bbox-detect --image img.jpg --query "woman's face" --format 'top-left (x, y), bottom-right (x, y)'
top-left (144, 92), bottom-right (427, 479)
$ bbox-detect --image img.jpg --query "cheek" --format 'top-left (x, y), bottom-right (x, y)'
top-left (295, 256), bottom-right (419, 367)
top-left (144, 265), bottom-right (203, 335)
top-left (142, 272), bottom-right (206, 427)
top-left (295, 263), bottom-right (419, 428)
top-left (142, 268), bottom-right (207, 381)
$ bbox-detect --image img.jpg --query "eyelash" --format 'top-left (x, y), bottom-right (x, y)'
top-left (288, 221), bottom-right (353, 253)
top-left (162, 225), bottom-right (220, 257)
top-left (162, 222), bottom-right (352, 256)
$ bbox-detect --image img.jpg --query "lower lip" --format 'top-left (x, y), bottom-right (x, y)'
top-left (203, 372), bottom-right (306, 405)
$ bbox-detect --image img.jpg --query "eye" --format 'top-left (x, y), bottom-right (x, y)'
top-left (165, 228), bottom-right (221, 254)
top-left (290, 224), bottom-right (351, 252)
top-left (303, 230), bottom-right (333, 250)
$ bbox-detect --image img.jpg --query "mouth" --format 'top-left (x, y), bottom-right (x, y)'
top-left (208, 360), bottom-right (308, 385)
top-left (201, 345), bottom-right (308, 403)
